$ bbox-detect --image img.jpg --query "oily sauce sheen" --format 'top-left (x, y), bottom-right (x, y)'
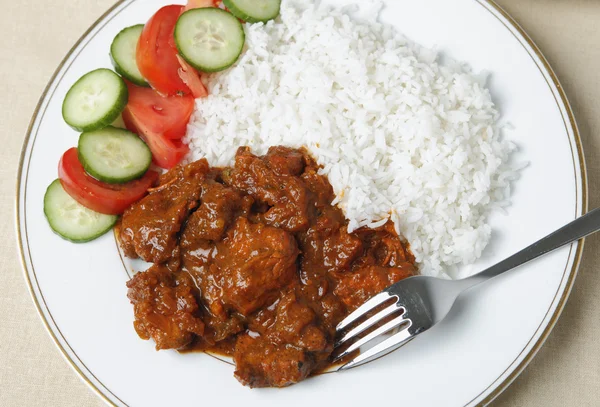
top-left (119, 146), bottom-right (416, 388)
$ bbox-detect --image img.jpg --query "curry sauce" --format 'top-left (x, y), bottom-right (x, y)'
top-left (119, 146), bottom-right (416, 387)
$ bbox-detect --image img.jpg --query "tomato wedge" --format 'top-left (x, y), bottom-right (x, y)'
top-left (122, 81), bottom-right (192, 168)
top-left (137, 5), bottom-right (189, 96)
top-left (59, 148), bottom-right (159, 215)
top-left (183, 0), bottom-right (221, 12)
top-left (176, 55), bottom-right (208, 99)
top-left (123, 106), bottom-right (189, 169)
top-left (125, 81), bottom-right (194, 140)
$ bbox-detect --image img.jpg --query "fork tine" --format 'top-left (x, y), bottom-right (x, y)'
top-left (334, 304), bottom-right (404, 347)
top-left (336, 292), bottom-right (396, 332)
top-left (337, 324), bottom-right (415, 371)
top-left (332, 313), bottom-right (409, 362)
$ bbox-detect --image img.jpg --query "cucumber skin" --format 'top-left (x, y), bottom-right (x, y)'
top-left (111, 59), bottom-right (148, 87)
top-left (110, 25), bottom-right (149, 87)
top-left (223, 0), bottom-right (281, 23)
top-left (62, 68), bottom-right (129, 132)
top-left (44, 179), bottom-right (118, 243)
top-left (77, 126), bottom-right (152, 184)
top-left (175, 8), bottom-right (246, 73)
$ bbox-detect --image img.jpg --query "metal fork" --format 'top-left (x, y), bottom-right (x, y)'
top-left (333, 207), bottom-right (600, 370)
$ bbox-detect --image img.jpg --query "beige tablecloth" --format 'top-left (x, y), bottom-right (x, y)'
top-left (1, 0), bottom-right (599, 405)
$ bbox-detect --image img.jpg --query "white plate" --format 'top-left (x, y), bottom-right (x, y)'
top-left (16, 0), bottom-right (587, 406)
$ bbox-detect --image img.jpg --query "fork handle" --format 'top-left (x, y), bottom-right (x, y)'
top-left (463, 207), bottom-right (599, 286)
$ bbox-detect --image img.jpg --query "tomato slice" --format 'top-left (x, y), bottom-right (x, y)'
top-left (183, 0), bottom-right (221, 12)
top-left (123, 107), bottom-right (189, 169)
top-left (58, 148), bottom-right (159, 215)
top-left (125, 81), bottom-right (194, 140)
top-left (137, 5), bottom-right (189, 96)
top-left (176, 55), bottom-right (208, 99)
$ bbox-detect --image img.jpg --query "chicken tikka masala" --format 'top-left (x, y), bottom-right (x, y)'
top-left (118, 146), bottom-right (416, 388)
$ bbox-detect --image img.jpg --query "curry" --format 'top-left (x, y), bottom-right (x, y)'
top-left (119, 146), bottom-right (416, 387)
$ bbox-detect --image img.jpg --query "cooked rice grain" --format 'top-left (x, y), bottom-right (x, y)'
top-left (185, 0), bottom-right (519, 277)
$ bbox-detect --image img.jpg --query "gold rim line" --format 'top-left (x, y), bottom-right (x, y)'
top-left (15, 1), bottom-right (132, 406)
top-left (473, 1), bottom-right (588, 405)
top-left (14, 1), bottom-right (588, 407)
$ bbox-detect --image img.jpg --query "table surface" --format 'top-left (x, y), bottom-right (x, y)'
top-left (1, 0), bottom-right (599, 406)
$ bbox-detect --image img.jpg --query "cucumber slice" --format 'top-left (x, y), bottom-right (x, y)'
top-left (110, 24), bottom-right (149, 87)
top-left (44, 179), bottom-right (118, 243)
top-left (175, 8), bottom-right (245, 72)
top-left (78, 126), bottom-right (152, 184)
top-left (62, 68), bottom-right (128, 132)
top-left (223, 0), bottom-right (281, 23)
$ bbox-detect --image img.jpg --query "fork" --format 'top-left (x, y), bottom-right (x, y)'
top-left (333, 207), bottom-right (600, 370)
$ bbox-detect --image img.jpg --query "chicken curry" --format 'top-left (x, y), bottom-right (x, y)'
top-left (119, 146), bottom-right (416, 387)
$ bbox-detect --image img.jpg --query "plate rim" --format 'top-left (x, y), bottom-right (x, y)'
top-left (14, 0), bottom-right (588, 406)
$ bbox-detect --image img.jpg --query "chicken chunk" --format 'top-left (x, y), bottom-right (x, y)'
top-left (264, 146), bottom-right (306, 176)
top-left (236, 289), bottom-right (333, 387)
top-left (353, 221), bottom-right (415, 268)
top-left (233, 335), bottom-right (314, 388)
top-left (333, 264), bottom-right (415, 311)
top-left (181, 181), bottom-right (242, 246)
top-left (127, 265), bottom-right (205, 350)
top-left (223, 147), bottom-right (311, 232)
top-left (249, 290), bottom-right (330, 352)
top-left (119, 160), bottom-right (208, 264)
top-left (214, 218), bottom-right (299, 315)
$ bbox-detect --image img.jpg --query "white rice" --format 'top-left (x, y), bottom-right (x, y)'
top-left (184, 0), bottom-right (520, 278)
